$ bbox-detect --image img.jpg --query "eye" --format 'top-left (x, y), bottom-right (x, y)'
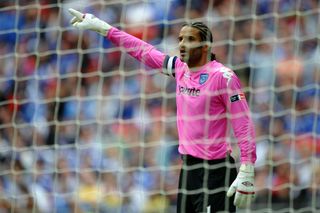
top-left (188, 36), bottom-right (196, 41)
top-left (178, 36), bottom-right (183, 42)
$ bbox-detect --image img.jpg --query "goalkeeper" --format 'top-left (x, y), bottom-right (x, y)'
top-left (69, 8), bottom-right (256, 213)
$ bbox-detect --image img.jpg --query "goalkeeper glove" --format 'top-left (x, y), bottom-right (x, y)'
top-left (227, 164), bottom-right (255, 208)
top-left (68, 8), bottom-right (111, 36)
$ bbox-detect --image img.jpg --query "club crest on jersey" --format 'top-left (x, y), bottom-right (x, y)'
top-left (199, 73), bottom-right (208, 85)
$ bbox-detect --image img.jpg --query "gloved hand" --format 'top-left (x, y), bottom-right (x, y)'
top-left (227, 164), bottom-right (255, 208)
top-left (68, 8), bottom-right (112, 36)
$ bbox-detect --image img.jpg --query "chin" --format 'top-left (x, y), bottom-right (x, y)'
top-left (180, 56), bottom-right (188, 63)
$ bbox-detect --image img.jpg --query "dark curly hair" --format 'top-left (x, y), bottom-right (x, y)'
top-left (182, 22), bottom-right (216, 61)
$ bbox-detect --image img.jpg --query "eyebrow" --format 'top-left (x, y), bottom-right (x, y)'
top-left (178, 35), bottom-right (197, 40)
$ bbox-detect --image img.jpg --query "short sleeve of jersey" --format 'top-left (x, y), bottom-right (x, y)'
top-left (162, 55), bottom-right (178, 77)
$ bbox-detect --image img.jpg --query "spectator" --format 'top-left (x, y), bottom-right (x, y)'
top-left (0, 0), bottom-right (319, 212)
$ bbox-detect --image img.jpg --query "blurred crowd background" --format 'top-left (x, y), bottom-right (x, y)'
top-left (0, 0), bottom-right (319, 212)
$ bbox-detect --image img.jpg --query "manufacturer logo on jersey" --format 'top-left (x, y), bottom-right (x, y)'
top-left (184, 72), bottom-right (190, 79)
top-left (219, 67), bottom-right (233, 86)
top-left (199, 73), bottom-right (208, 85)
top-left (230, 93), bottom-right (245, 102)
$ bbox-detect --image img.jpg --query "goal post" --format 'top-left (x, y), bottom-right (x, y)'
top-left (0, 0), bottom-right (319, 212)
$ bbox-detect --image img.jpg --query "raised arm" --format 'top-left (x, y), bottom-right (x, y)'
top-left (106, 27), bottom-right (165, 70)
top-left (68, 8), bottom-right (173, 73)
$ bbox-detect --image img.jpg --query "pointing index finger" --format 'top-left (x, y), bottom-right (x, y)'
top-left (68, 8), bottom-right (84, 20)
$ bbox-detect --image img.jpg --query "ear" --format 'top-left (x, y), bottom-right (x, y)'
top-left (203, 44), bottom-right (213, 60)
top-left (202, 44), bottom-right (210, 55)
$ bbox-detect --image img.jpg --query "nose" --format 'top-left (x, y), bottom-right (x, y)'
top-left (179, 39), bottom-right (184, 48)
top-left (179, 39), bottom-right (187, 50)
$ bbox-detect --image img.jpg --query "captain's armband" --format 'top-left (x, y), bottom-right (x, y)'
top-left (162, 55), bottom-right (177, 77)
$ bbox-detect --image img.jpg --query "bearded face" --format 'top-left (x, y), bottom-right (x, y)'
top-left (178, 26), bottom-right (209, 68)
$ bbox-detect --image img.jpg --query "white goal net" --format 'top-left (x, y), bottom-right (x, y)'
top-left (0, 0), bottom-right (319, 212)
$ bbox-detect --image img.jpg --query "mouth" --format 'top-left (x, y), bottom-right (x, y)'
top-left (180, 50), bottom-right (186, 57)
top-left (179, 50), bottom-right (188, 62)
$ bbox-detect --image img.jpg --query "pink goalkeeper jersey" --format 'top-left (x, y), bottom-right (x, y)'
top-left (107, 27), bottom-right (256, 164)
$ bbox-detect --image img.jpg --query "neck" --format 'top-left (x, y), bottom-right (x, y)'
top-left (188, 54), bottom-right (210, 70)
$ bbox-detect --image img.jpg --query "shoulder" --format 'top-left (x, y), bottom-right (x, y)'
top-left (210, 61), bottom-right (237, 87)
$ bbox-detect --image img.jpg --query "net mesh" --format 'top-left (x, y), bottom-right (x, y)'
top-left (0, 0), bottom-right (319, 212)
